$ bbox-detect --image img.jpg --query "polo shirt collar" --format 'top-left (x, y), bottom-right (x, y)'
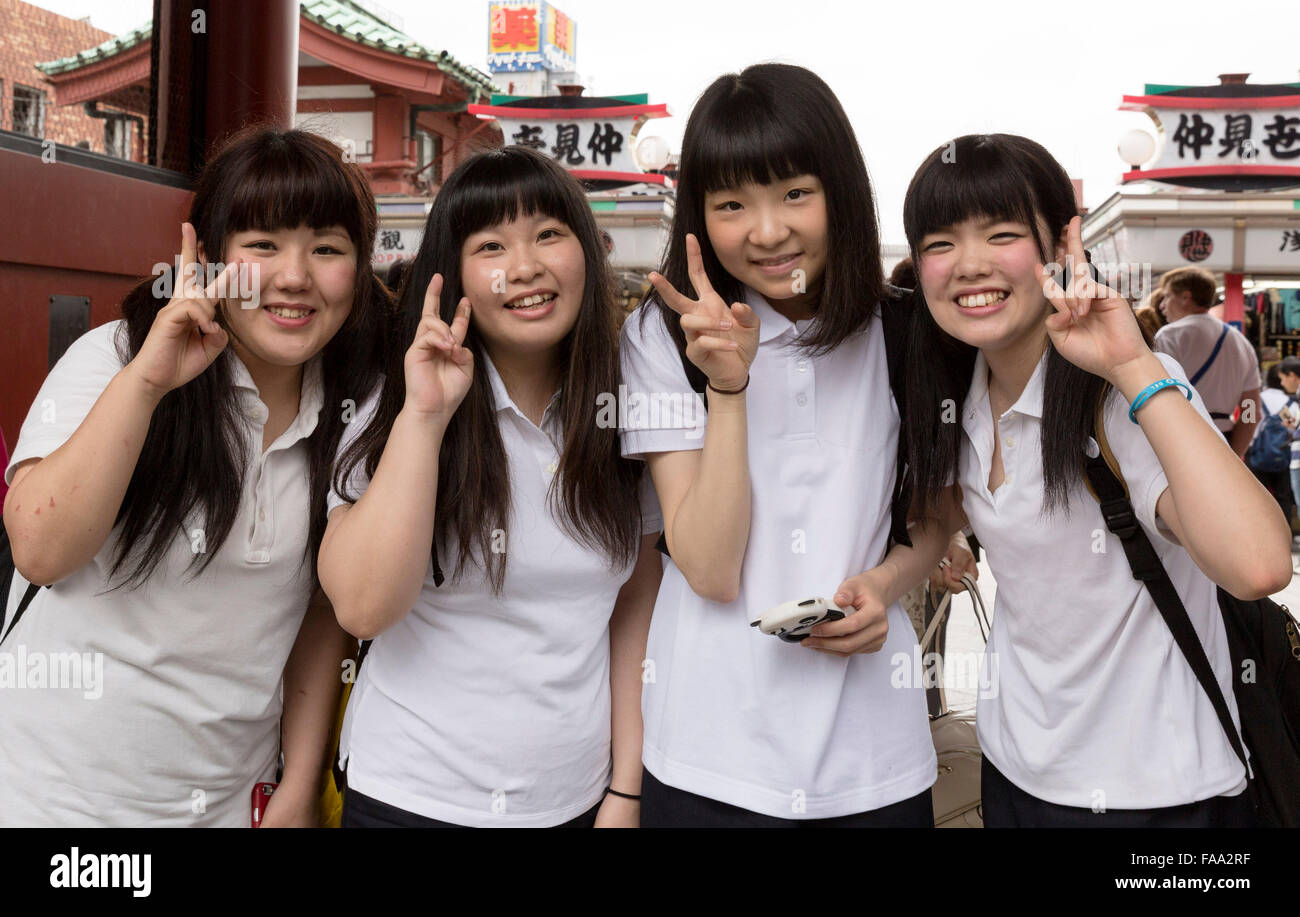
top-left (743, 285), bottom-right (811, 344)
top-left (481, 349), bottom-right (562, 428)
top-left (227, 349), bottom-right (325, 442)
top-left (967, 346), bottom-right (1050, 422)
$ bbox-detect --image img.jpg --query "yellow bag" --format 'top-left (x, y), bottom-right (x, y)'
top-left (317, 679), bottom-right (353, 828)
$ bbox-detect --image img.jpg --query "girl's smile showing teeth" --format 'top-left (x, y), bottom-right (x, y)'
top-left (955, 289), bottom-right (1009, 311)
top-left (263, 303), bottom-right (317, 327)
top-left (503, 290), bottom-right (558, 318)
top-left (751, 252), bottom-right (801, 275)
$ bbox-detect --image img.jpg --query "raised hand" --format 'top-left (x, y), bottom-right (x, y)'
top-left (648, 233), bottom-right (759, 392)
top-left (1040, 216), bottom-right (1150, 384)
top-left (403, 273), bottom-right (474, 421)
top-left (127, 222), bottom-right (236, 398)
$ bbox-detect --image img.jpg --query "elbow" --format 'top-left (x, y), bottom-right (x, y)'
top-left (682, 570), bottom-right (741, 605)
top-left (8, 535), bottom-right (60, 587)
top-left (330, 601), bottom-right (386, 641)
top-left (1225, 555), bottom-right (1292, 602)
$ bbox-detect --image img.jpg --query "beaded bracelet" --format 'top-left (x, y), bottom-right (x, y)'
top-left (1128, 378), bottom-right (1192, 424)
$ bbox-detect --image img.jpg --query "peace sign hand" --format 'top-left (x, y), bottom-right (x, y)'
top-left (127, 221), bottom-right (236, 401)
top-left (649, 233), bottom-right (759, 392)
top-left (1040, 216), bottom-right (1150, 384)
top-left (403, 273), bottom-right (474, 422)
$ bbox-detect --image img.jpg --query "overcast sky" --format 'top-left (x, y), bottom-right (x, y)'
top-left (30, 0), bottom-right (1300, 242)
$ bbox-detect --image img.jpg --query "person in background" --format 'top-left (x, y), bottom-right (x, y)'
top-left (1134, 288), bottom-right (1166, 344)
top-left (1153, 267), bottom-right (1259, 459)
top-left (1251, 362), bottom-right (1298, 534)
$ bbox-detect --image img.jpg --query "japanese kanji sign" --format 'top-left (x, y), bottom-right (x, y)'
top-left (501, 117), bottom-right (636, 172)
top-left (1119, 91), bottom-right (1300, 186)
top-left (488, 1), bottom-right (577, 73)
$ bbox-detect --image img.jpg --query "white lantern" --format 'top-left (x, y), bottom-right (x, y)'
top-left (635, 134), bottom-right (670, 171)
top-left (1118, 130), bottom-right (1156, 168)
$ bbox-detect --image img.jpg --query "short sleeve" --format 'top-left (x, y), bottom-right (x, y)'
top-left (638, 469), bottom-right (663, 535)
top-left (618, 303), bottom-right (708, 459)
top-left (5, 322), bottom-right (128, 485)
top-left (326, 381), bottom-right (383, 515)
top-left (1099, 351), bottom-right (1216, 547)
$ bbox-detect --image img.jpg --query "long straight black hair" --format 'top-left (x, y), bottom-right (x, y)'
top-left (337, 146), bottom-right (642, 593)
top-left (112, 126), bottom-right (391, 585)
top-left (901, 133), bottom-right (1108, 519)
top-left (641, 62), bottom-right (885, 357)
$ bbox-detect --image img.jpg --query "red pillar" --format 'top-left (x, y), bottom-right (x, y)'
top-left (1224, 271), bottom-right (1244, 330)
top-left (203, 0), bottom-right (299, 154)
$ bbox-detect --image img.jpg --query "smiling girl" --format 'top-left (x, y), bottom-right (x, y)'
top-left (888, 132), bottom-right (1290, 826)
top-left (319, 147), bottom-right (662, 828)
top-left (617, 63), bottom-right (973, 826)
top-left (0, 127), bottom-right (389, 826)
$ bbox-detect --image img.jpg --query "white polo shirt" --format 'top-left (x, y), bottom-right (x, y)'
top-left (1154, 313), bottom-right (1258, 431)
top-left (1, 321), bottom-right (323, 826)
top-left (961, 348), bottom-right (1247, 809)
top-left (618, 288), bottom-right (936, 820)
top-left (330, 354), bottom-right (661, 827)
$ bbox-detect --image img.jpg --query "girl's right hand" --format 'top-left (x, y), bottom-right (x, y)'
top-left (403, 273), bottom-right (474, 422)
top-left (127, 222), bottom-right (236, 400)
top-left (649, 233), bottom-right (759, 392)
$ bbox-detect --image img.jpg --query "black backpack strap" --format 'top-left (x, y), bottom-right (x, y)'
top-left (880, 288), bottom-right (914, 550)
top-left (1082, 449), bottom-right (1250, 776)
top-left (0, 582), bottom-right (40, 647)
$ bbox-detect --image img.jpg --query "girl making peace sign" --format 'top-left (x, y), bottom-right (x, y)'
top-left (320, 147), bottom-right (663, 828)
top-left (619, 63), bottom-right (973, 827)
top-left (1, 127), bottom-right (389, 826)
top-left (886, 132), bottom-right (1291, 826)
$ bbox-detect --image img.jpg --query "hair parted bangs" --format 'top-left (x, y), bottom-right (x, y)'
top-left (191, 126), bottom-right (378, 270)
top-left (443, 147), bottom-right (582, 242)
top-left (904, 134), bottom-right (1058, 263)
top-left (686, 92), bottom-right (815, 196)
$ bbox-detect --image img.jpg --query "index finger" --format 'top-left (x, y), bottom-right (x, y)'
top-left (423, 273), bottom-right (444, 320)
top-left (179, 222), bottom-right (196, 291)
top-left (684, 233), bottom-right (716, 302)
top-left (449, 297), bottom-right (472, 345)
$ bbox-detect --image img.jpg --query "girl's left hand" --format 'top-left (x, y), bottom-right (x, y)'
top-left (800, 567), bottom-right (893, 656)
top-left (256, 780), bottom-right (319, 828)
top-left (1040, 216), bottom-right (1150, 385)
top-left (593, 792), bottom-right (639, 828)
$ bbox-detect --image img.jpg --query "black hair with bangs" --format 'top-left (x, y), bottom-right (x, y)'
top-left (642, 62), bottom-right (885, 358)
top-left (338, 145), bottom-right (642, 594)
top-left (901, 133), bottom-right (1108, 519)
top-left (113, 126), bottom-right (390, 586)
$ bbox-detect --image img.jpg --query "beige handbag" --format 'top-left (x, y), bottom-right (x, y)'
top-left (918, 575), bottom-right (991, 828)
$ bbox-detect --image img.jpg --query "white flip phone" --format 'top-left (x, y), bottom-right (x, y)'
top-left (751, 597), bottom-right (846, 643)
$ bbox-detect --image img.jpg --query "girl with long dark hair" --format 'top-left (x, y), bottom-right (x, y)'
top-left (320, 146), bottom-right (662, 828)
top-left (1, 126), bottom-right (390, 826)
top-left (618, 63), bottom-right (968, 826)
top-left (892, 132), bottom-right (1289, 825)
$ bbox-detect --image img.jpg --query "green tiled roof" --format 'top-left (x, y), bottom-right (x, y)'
top-left (35, 20), bottom-right (152, 75)
top-left (36, 0), bottom-right (497, 99)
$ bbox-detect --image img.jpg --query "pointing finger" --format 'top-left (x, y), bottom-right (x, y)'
top-left (423, 273), bottom-right (444, 321)
top-left (684, 233), bottom-right (716, 303)
top-left (450, 297), bottom-right (472, 346)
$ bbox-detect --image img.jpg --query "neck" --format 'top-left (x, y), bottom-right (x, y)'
top-left (984, 329), bottom-right (1050, 410)
top-left (763, 283), bottom-right (820, 324)
top-left (486, 344), bottom-right (561, 425)
top-left (230, 339), bottom-right (304, 408)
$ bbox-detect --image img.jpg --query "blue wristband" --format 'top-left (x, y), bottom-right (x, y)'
top-left (1128, 378), bottom-right (1192, 424)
